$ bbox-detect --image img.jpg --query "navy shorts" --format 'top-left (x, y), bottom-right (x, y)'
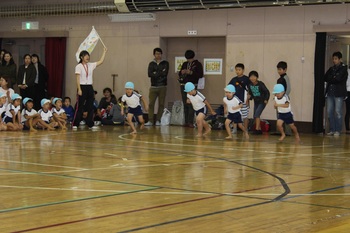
top-left (3, 116), bottom-right (13, 124)
top-left (195, 106), bottom-right (207, 116)
top-left (227, 112), bottom-right (243, 123)
top-left (278, 112), bottom-right (294, 124)
top-left (128, 106), bottom-right (143, 117)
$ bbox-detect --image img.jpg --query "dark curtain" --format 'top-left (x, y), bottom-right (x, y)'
top-left (45, 37), bottom-right (66, 97)
top-left (312, 32), bottom-right (327, 133)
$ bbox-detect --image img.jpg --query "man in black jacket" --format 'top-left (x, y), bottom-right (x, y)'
top-left (145, 48), bottom-right (169, 126)
top-left (325, 51), bottom-right (348, 136)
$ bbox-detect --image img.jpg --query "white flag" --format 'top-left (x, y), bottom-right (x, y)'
top-left (76, 26), bottom-right (100, 62)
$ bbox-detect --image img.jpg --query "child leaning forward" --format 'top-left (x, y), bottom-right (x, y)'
top-left (223, 84), bottom-right (249, 139)
top-left (272, 84), bottom-right (300, 141)
top-left (184, 82), bottom-right (216, 137)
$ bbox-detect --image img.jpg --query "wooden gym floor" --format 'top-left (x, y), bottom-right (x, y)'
top-left (0, 125), bottom-right (350, 233)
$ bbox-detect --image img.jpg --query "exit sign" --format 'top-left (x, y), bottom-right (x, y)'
top-left (22, 22), bottom-right (39, 30)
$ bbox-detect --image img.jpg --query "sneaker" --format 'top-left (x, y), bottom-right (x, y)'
top-left (334, 131), bottom-right (340, 136)
top-left (144, 121), bottom-right (153, 126)
top-left (155, 121), bottom-right (161, 126)
top-left (72, 126), bottom-right (78, 130)
top-left (89, 126), bottom-right (99, 130)
top-left (326, 132), bottom-right (334, 136)
top-left (80, 120), bottom-right (86, 125)
top-left (94, 121), bottom-right (101, 126)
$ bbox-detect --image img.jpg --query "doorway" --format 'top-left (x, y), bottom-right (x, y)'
top-left (163, 37), bottom-right (226, 107)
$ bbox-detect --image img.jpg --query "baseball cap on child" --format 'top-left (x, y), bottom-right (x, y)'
top-left (125, 82), bottom-right (134, 89)
top-left (224, 84), bottom-right (236, 93)
top-left (23, 97), bottom-right (33, 105)
top-left (11, 93), bottom-right (22, 100)
top-left (41, 98), bottom-right (50, 107)
top-left (272, 84), bottom-right (285, 94)
top-left (52, 97), bottom-right (62, 105)
top-left (184, 82), bottom-right (195, 92)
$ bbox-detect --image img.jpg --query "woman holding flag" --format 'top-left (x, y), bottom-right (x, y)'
top-left (73, 47), bottom-right (107, 129)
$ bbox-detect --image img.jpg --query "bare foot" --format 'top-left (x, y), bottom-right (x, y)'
top-left (48, 127), bottom-right (56, 131)
top-left (140, 123), bottom-right (144, 130)
top-left (204, 128), bottom-right (211, 135)
top-left (130, 130), bottom-right (137, 134)
top-left (244, 132), bottom-right (249, 139)
top-left (295, 134), bottom-right (300, 142)
top-left (278, 135), bottom-right (286, 141)
top-left (196, 134), bottom-right (203, 137)
top-left (30, 127), bottom-right (37, 132)
top-left (225, 136), bottom-right (233, 139)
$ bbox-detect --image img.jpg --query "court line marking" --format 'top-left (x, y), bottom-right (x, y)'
top-left (0, 159), bottom-right (87, 170)
top-left (0, 187), bottom-right (160, 214)
top-left (10, 194), bottom-right (223, 233)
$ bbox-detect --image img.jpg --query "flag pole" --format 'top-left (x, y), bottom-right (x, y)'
top-left (92, 26), bottom-right (107, 49)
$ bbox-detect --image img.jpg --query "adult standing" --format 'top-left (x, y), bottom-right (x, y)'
top-left (17, 54), bottom-right (37, 100)
top-left (73, 48), bottom-right (107, 129)
top-left (0, 51), bottom-right (17, 89)
top-left (324, 51), bottom-right (348, 136)
top-left (178, 50), bottom-right (203, 127)
top-left (145, 48), bottom-right (169, 126)
top-left (32, 54), bottom-right (49, 110)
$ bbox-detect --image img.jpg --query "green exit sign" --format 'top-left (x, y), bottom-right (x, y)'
top-left (22, 22), bottom-right (39, 30)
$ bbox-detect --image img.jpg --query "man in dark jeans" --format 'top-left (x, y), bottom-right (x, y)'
top-left (178, 50), bottom-right (203, 127)
top-left (145, 48), bottom-right (169, 126)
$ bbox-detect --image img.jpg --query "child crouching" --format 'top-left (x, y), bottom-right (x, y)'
top-left (184, 82), bottom-right (216, 137)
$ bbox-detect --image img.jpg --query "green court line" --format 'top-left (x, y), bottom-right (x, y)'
top-left (0, 167), bottom-right (159, 189)
top-left (0, 187), bottom-right (160, 213)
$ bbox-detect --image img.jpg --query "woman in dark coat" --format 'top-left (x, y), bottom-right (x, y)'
top-left (32, 54), bottom-right (49, 110)
top-left (0, 51), bottom-right (17, 88)
top-left (17, 54), bottom-right (37, 102)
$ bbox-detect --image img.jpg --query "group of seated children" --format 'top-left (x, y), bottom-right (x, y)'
top-left (0, 92), bottom-right (75, 131)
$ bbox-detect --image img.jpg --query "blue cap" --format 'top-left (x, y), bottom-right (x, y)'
top-left (224, 84), bottom-right (236, 93)
top-left (23, 97), bottom-right (33, 105)
top-left (184, 82), bottom-right (195, 92)
top-left (11, 93), bottom-right (22, 100)
top-left (0, 92), bottom-right (6, 98)
top-left (272, 84), bottom-right (285, 94)
top-left (52, 97), bottom-right (62, 105)
top-left (41, 98), bottom-right (50, 107)
top-left (125, 82), bottom-right (134, 89)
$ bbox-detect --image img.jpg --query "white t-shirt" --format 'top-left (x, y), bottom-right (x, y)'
top-left (0, 88), bottom-right (15, 105)
top-left (223, 95), bottom-right (242, 114)
top-left (75, 62), bottom-right (97, 85)
top-left (38, 109), bottom-right (53, 122)
top-left (122, 92), bottom-right (142, 108)
top-left (187, 91), bottom-right (206, 111)
top-left (52, 107), bottom-right (65, 116)
top-left (22, 108), bottom-right (38, 123)
top-left (274, 94), bottom-right (291, 113)
top-left (4, 104), bottom-right (20, 118)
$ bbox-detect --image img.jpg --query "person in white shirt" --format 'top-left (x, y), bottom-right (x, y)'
top-left (73, 48), bottom-right (107, 130)
top-left (223, 84), bottom-right (249, 139)
top-left (0, 92), bottom-right (8, 130)
top-left (3, 93), bottom-right (23, 131)
top-left (37, 98), bottom-right (57, 130)
top-left (51, 97), bottom-right (67, 130)
top-left (184, 82), bottom-right (216, 137)
top-left (121, 82), bottom-right (148, 134)
top-left (273, 84), bottom-right (300, 141)
top-left (21, 97), bottom-right (41, 131)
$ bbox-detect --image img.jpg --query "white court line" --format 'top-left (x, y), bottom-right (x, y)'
top-left (0, 159), bottom-right (88, 170)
